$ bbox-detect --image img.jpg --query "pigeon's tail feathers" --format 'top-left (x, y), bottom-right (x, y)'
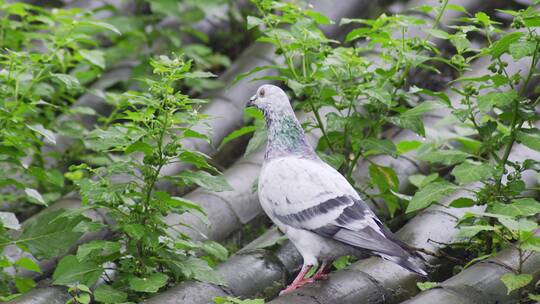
top-left (328, 227), bottom-right (428, 276)
top-left (377, 250), bottom-right (427, 277)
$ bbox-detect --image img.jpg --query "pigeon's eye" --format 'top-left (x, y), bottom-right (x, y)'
top-left (259, 88), bottom-right (266, 97)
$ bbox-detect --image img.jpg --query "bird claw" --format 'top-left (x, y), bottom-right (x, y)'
top-left (279, 277), bottom-right (315, 295)
top-left (312, 273), bottom-right (329, 280)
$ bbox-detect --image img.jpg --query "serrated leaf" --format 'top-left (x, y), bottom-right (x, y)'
top-left (18, 209), bottom-right (87, 259)
top-left (418, 150), bottom-right (469, 165)
top-left (94, 285), bottom-right (127, 303)
top-left (491, 198), bottom-right (540, 217)
top-left (477, 91), bottom-right (517, 112)
top-left (79, 49), bottom-right (105, 69)
top-left (178, 171), bottom-right (233, 192)
top-left (407, 181), bottom-right (458, 213)
top-left (449, 197), bottom-right (475, 208)
top-left (52, 255), bottom-right (102, 286)
top-left (498, 218), bottom-right (538, 232)
top-left (24, 188), bottom-right (47, 206)
top-left (125, 141), bottom-right (154, 156)
top-left (517, 129), bottom-right (540, 152)
top-left (369, 163), bottom-right (399, 192)
top-left (305, 10), bottom-right (332, 25)
top-left (220, 125), bottom-right (257, 148)
top-left (396, 140), bottom-right (422, 154)
top-left (458, 225), bottom-right (494, 238)
top-left (451, 161), bottom-right (494, 184)
top-left (80, 20), bottom-right (121, 35)
top-left (509, 40), bottom-right (536, 60)
top-left (247, 16), bottom-right (263, 29)
top-left (27, 124), bottom-right (56, 145)
top-left (51, 73), bottom-right (80, 91)
top-left (123, 224), bottom-right (145, 240)
top-left (128, 273), bottom-right (168, 293)
top-left (359, 138), bottom-right (397, 157)
top-left (0, 212), bottom-right (20, 230)
top-left (500, 273), bottom-right (532, 294)
top-left (15, 257), bottom-right (41, 273)
top-left (76, 241), bottom-right (121, 261)
top-left (201, 241), bottom-right (228, 261)
top-left (489, 31), bottom-right (523, 58)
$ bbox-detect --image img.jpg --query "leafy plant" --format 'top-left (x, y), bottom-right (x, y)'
top-left (0, 1), bottom-right (122, 298)
top-left (229, 0), bottom-right (454, 218)
top-left (47, 55), bottom-right (232, 301)
top-left (399, 5), bottom-right (540, 300)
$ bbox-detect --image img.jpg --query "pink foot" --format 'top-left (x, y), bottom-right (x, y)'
top-left (312, 272), bottom-right (329, 280)
top-left (279, 277), bottom-right (315, 295)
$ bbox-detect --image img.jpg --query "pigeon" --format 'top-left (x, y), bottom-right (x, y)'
top-left (247, 84), bottom-right (427, 294)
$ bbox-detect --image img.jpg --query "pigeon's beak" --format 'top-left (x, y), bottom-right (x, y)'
top-left (246, 94), bottom-right (257, 108)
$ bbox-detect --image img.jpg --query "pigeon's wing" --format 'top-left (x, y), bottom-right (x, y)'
top-left (259, 156), bottom-right (426, 275)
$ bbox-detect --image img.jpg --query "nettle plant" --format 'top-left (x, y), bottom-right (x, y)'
top-left (57, 55), bottom-right (230, 302)
top-left (0, 1), bottom-right (119, 299)
top-left (106, 0), bottom-right (233, 94)
top-left (0, 1), bottom-right (119, 210)
top-left (234, 0), bottom-right (454, 217)
top-left (403, 6), bottom-right (540, 300)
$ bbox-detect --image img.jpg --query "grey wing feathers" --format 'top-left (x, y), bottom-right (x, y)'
top-left (309, 196), bottom-right (427, 276)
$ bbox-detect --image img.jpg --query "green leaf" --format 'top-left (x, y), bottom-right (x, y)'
top-left (15, 277), bottom-right (36, 293)
top-left (80, 20), bottom-right (121, 35)
top-left (369, 163), bottom-right (399, 192)
top-left (178, 171), bottom-right (233, 192)
top-left (27, 124), bottom-right (56, 145)
top-left (184, 71), bottom-right (217, 79)
top-left (18, 209), bottom-right (87, 259)
top-left (123, 224), bottom-right (146, 240)
top-left (426, 28), bottom-right (450, 39)
top-left (416, 281), bottom-right (438, 291)
top-left (407, 181), bottom-right (458, 213)
top-left (79, 50), bottom-right (105, 69)
top-left (396, 140), bottom-right (422, 155)
top-left (451, 161), bottom-right (494, 184)
top-left (522, 236), bottom-right (540, 252)
top-left (305, 10), bottom-right (332, 25)
top-left (51, 73), bottom-right (80, 91)
top-left (247, 16), bottom-right (263, 29)
top-left (500, 273), bottom-right (532, 294)
top-left (220, 126), bottom-right (257, 148)
top-left (155, 191), bottom-right (205, 214)
top-left (491, 198), bottom-right (540, 217)
top-left (509, 40), bottom-right (536, 60)
top-left (477, 91), bottom-right (517, 112)
top-left (458, 225), bottom-right (495, 238)
top-left (517, 129), bottom-right (540, 152)
top-left (94, 285), bottom-right (127, 303)
top-left (128, 273), bottom-right (169, 293)
top-left (125, 141), bottom-right (154, 156)
top-left (177, 257), bottom-right (224, 285)
top-left (498, 218), bottom-right (538, 232)
top-left (201, 241), bottom-right (228, 261)
top-left (0, 212), bottom-right (20, 230)
top-left (489, 31), bottom-right (523, 58)
top-left (52, 255), bottom-right (102, 286)
top-left (76, 241), bottom-right (121, 261)
top-left (418, 150), bottom-right (469, 165)
top-left (245, 126), bottom-right (267, 157)
top-left (359, 138), bottom-right (397, 157)
top-left (24, 188), bottom-right (47, 206)
top-left (15, 257), bottom-right (41, 273)
top-left (409, 173), bottom-right (439, 189)
top-left (449, 197), bottom-right (475, 208)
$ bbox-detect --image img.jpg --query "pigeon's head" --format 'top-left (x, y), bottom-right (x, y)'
top-left (247, 84), bottom-right (291, 114)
